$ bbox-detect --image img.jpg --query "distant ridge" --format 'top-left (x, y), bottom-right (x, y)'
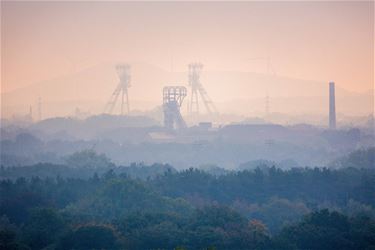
top-left (2, 62), bottom-right (373, 118)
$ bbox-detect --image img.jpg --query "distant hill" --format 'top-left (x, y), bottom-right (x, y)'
top-left (2, 62), bottom-right (373, 118)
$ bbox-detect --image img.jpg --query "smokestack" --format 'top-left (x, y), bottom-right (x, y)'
top-left (329, 81), bottom-right (336, 129)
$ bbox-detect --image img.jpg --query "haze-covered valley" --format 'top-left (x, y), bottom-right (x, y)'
top-left (1, 111), bottom-right (374, 169)
top-left (2, 61), bottom-right (373, 169)
top-left (1, 1), bottom-right (374, 249)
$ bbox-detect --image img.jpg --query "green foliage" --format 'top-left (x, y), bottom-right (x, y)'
top-left (273, 209), bottom-right (375, 250)
top-left (0, 179), bottom-right (50, 224)
top-left (0, 229), bottom-right (23, 250)
top-left (116, 212), bottom-right (187, 249)
top-left (65, 177), bottom-right (193, 221)
top-left (185, 206), bottom-right (271, 250)
top-left (114, 206), bottom-right (271, 250)
top-left (21, 208), bottom-right (67, 250)
top-left (64, 149), bottom-right (114, 169)
top-left (232, 197), bottom-right (310, 233)
top-left (331, 147), bottom-right (375, 169)
top-left (1, 165), bottom-right (375, 249)
top-left (153, 166), bottom-right (375, 208)
top-left (0, 215), bottom-right (28, 250)
top-left (58, 225), bottom-right (120, 250)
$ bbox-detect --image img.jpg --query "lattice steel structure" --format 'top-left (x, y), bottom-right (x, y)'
top-left (104, 64), bottom-right (131, 115)
top-left (163, 86), bottom-right (187, 130)
top-left (188, 63), bottom-right (217, 115)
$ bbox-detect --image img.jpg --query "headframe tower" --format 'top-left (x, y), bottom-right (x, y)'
top-left (163, 86), bottom-right (187, 130)
top-left (188, 63), bottom-right (217, 115)
top-left (104, 64), bottom-right (131, 115)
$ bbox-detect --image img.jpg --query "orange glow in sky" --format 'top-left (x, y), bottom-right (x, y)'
top-left (1, 1), bottom-right (374, 119)
top-left (2, 1), bottom-right (373, 92)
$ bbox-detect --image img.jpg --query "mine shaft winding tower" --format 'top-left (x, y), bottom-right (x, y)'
top-left (188, 63), bottom-right (217, 115)
top-left (163, 86), bottom-right (187, 130)
top-left (104, 64), bottom-right (131, 115)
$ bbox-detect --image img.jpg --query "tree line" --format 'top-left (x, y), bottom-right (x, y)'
top-left (1, 163), bottom-right (375, 249)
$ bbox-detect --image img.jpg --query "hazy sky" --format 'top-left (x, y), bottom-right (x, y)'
top-left (1, 1), bottom-right (374, 94)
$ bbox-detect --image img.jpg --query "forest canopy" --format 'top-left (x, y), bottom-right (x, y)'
top-left (1, 160), bottom-right (375, 249)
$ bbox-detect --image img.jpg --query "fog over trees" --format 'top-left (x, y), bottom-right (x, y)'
top-left (1, 1), bottom-right (374, 249)
top-left (1, 110), bottom-right (374, 250)
top-left (1, 114), bottom-right (374, 168)
top-left (1, 158), bottom-right (375, 249)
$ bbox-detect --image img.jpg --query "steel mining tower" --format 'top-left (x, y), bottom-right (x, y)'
top-left (163, 86), bottom-right (187, 130)
top-left (188, 63), bottom-right (217, 115)
top-left (329, 81), bottom-right (336, 129)
top-left (104, 64), bottom-right (131, 115)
